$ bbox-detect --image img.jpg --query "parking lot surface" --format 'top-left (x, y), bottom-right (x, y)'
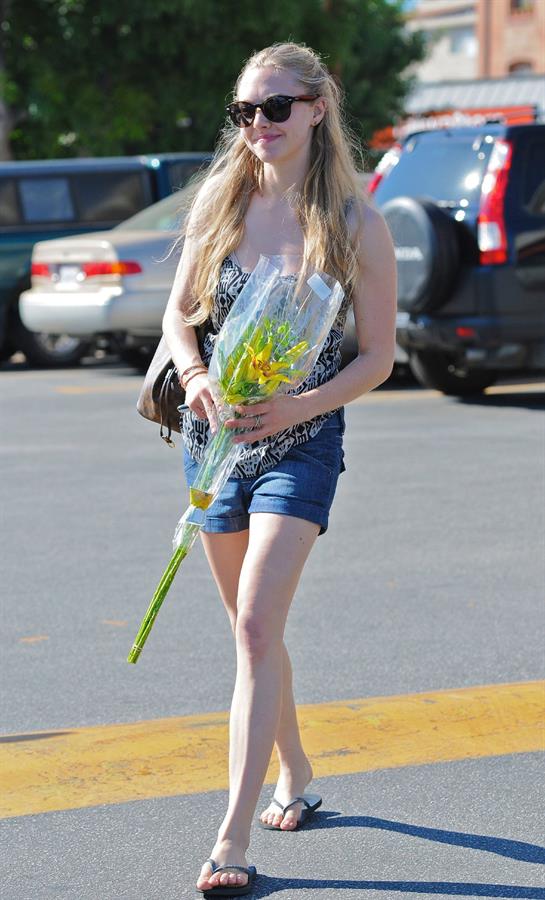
top-left (1, 361), bottom-right (544, 899)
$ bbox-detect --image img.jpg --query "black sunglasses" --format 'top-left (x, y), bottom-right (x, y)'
top-left (226, 94), bottom-right (319, 128)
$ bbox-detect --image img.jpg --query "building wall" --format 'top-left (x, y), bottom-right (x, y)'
top-left (478, 0), bottom-right (545, 77)
top-left (406, 0), bottom-right (478, 81)
top-left (408, 0), bottom-right (545, 81)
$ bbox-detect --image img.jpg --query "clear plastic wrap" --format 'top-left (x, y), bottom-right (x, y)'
top-left (128, 255), bottom-right (344, 663)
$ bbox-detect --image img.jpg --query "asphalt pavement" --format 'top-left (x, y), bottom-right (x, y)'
top-left (1, 359), bottom-right (544, 900)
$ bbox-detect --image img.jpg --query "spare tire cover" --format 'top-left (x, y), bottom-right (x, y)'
top-left (381, 197), bottom-right (460, 313)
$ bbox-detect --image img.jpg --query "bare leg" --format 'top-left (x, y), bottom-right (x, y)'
top-left (199, 529), bottom-right (249, 632)
top-left (199, 530), bottom-right (314, 832)
top-left (196, 513), bottom-right (320, 892)
top-left (258, 645), bottom-right (314, 830)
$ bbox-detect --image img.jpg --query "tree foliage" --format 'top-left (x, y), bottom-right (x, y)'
top-left (0, 0), bottom-right (423, 161)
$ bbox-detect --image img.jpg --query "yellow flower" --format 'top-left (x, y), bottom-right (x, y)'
top-left (220, 328), bottom-right (308, 405)
top-left (244, 341), bottom-right (292, 387)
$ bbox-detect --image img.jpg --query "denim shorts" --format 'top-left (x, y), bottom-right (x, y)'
top-left (183, 409), bottom-right (346, 536)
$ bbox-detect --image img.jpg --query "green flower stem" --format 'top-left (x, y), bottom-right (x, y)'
top-left (128, 419), bottom-right (242, 663)
top-left (127, 521), bottom-right (200, 664)
top-left (194, 422), bottom-right (236, 494)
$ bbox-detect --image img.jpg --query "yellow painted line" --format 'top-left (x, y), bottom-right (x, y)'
top-left (1, 681), bottom-right (543, 820)
top-left (357, 388), bottom-right (440, 403)
top-left (57, 379), bottom-right (542, 399)
top-left (359, 382), bottom-right (545, 404)
top-left (57, 380), bottom-right (544, 400)
top-left (55, 384), bottom-right (139, 394)
top-left (18, 635), bottom-right (49, 644)
top-left (486, 381), bottom-right (545, 395)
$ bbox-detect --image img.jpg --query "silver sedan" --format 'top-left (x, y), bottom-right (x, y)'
top-left (19, 189), bottom-right (189, 362)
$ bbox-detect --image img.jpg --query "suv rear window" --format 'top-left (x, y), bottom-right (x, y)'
top-left (522, 141), bottom-right (545, 216)
top-left (374, 132), bottom-right (494, 206)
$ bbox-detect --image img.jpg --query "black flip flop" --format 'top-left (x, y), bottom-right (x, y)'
top-left (258, 792), bottom-right (322, 831)
top-left (197, 858), bottom-right (257, 897)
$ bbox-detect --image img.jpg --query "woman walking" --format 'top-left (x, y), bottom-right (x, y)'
top-left (162, 41), bottom-right (396, 897)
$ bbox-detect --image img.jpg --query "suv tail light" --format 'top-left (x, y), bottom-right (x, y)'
top-left (368, 144), bottom-right (402, 194)
top-left (477, 139), bottom-right (513, 265)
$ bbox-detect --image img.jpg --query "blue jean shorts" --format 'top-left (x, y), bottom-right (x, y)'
top-left (183, 409), bottom-right (346, 536)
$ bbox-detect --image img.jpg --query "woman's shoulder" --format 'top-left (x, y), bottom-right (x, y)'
top-left (345, 191), bottom-right (380, 223)
top-left (346, 194), bottom-right (390, 243)
top-left (347, 196), bottom-right (396, 283)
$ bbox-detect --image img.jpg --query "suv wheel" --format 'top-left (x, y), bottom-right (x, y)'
top-left (382, 197), bottom-right (460, 314)
top-left (12, 312), bottom-right (91, 368)
top-left (410, 350), bottom-right (498, 396)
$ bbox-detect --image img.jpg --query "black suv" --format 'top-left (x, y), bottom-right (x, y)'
top-left (370, 123), bottom-right (545, 395)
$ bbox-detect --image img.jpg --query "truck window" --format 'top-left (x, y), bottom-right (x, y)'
top-left (73, 171), bottom-right (149, 223)
top-left (167, 161), bottom-right (207, 190)
top-left (0, 178), bottom-right (20, 226)
top-left (19, 177), bottom-right (75, 223)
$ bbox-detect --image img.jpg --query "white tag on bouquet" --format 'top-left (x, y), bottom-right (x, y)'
top-left (307, 273), bottom-right (331, 301)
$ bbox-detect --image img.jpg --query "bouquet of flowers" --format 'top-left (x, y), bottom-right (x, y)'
top-left (128, 255), bottom-right (344, 663)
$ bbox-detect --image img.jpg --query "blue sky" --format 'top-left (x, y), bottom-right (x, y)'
top-left (388, 0), bottom-right (418, 9)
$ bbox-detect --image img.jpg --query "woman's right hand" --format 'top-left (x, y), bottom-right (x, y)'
top-left (185, 372), bottom-right (218, 435)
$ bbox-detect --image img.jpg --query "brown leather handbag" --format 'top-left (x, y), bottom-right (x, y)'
top-left (136, 324), bottom-right (209, 447)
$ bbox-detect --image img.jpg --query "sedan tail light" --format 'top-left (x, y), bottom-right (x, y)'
top-left (31, 260), bottom-right (143, 283)
top-left (31, 263), bottom-right (51, 277)
top-left (81, 261), bottom-right (142, 277)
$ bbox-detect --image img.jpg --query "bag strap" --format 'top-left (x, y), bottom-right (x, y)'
top-left (159, 366), bottom-right (178, 447)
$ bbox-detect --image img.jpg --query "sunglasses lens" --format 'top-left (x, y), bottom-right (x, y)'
top-left (229, 103), bottom-right (254, 127)
top-left (263, 96), bottom-right (291, 122)
top-left (228, 96), bottom-right (295, 127)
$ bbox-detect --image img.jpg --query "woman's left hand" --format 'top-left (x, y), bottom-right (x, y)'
top-left (224, 395), bottom-right (310, 443)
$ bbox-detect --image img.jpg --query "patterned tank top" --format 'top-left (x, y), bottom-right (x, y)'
top-left (181, 254), bottom-right (351, 478)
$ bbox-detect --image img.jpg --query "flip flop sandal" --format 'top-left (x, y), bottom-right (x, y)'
top-left (258, 792), bottom-right (322, 831)
top-left (197, 858), bottom-right (257, 897)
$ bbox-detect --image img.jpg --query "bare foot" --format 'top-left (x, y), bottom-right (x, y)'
top-left (259, 757), bottom-right (313, 830)
top-left (196, 839), bottom-right (249, 892)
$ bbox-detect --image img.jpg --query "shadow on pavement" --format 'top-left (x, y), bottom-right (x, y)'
top-left (252, 876), bottom-right (545, 898)
top-left (459, 393), bottom-right (544, 411)
top-left (0, 730), bottom-right (73, 743)
top-left (249, 814), bottom-right (545, 897)
top-left (306, 813), bottom-right (545, 864)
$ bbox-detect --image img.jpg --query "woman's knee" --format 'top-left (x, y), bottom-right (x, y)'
top-left (235, 608), bottom-right (282, 662)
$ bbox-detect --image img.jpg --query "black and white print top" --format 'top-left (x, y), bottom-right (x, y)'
top-left (181, 254), bottom-right (352, 478)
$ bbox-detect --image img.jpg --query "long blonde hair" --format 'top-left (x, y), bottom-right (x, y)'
top-left (182, 41), bottom-right (364, 324)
